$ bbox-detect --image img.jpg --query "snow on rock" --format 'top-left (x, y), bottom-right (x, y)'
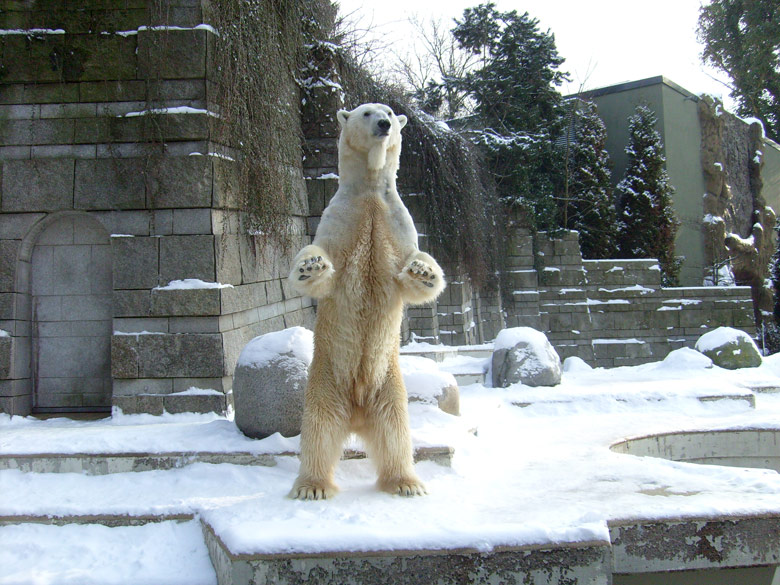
top-left (491, 327), bottom-right (562, 388)
top-left (400, 355), bottom-right (460, 416)
top-left (563, 356), bottom-right (592, 373)
top-left (232, 328), bottom-right (313, 439)
top-left (695, 327), bottom-right (762, 369)
top-left (655, 347), bottom-right (713, 371)
top-left (154, 279), bottom-right (234, 291)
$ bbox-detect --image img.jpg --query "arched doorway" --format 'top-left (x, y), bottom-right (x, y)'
top-left (29, 213), bottom-right (112, 413)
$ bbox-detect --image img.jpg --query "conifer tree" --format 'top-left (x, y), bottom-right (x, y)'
top-left (448, 3), bottom-right (569, 230)
top-left (616, 104), bottom-right (680, 285)
top-left (562, 100), bottom-right (618, 259)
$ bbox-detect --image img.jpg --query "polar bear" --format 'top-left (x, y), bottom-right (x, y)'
top-left (288, 103), bottom-right (446, 500)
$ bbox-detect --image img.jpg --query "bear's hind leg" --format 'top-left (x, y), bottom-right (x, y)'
top-left (290, 385), bottom-right (350, 500)
top-left (363, 362), bottom-right (427, 497)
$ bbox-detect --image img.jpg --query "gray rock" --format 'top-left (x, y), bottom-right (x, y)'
top-left (232, 327), bottom-right (313, 439)
top-left (695, 327), bottom-right (762, 370)
top-left (491, 327), bottom-right (562, 388)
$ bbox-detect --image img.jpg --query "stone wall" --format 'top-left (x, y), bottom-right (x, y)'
top-left (492, 229), bottom-right (754, 367)
top-left (0, 1), bottom-right (314, 416)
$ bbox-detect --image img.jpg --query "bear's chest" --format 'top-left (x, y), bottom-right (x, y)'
top-left (337, 198), bottom-right (402, 292)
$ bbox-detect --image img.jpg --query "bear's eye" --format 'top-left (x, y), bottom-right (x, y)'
top-left (363, 111), bottom-right (371, 117)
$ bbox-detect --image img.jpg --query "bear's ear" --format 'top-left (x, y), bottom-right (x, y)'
top-left (397, 114), bottom-right (408, 129)
top-left (337, 110), bottom-right (350, 127)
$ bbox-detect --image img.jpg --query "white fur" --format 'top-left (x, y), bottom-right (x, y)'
top-left (289, 103), bottom-right (445, 500)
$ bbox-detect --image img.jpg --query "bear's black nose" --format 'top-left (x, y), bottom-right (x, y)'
top-left (377, 119), bottom-right (391, 132)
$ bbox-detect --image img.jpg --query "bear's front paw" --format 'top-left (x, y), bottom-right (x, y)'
top-left (295, 255), bottom-right (332, 282)
top-left (403, 259), bottom-right (438, 289)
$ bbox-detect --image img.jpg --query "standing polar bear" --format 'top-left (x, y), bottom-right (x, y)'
top-left (288, 103), bottom-right (446, 500)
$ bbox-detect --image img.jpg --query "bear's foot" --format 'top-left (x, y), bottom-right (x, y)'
top-left (295, 255), bottom-right (331, 282)
top-left (289, 478), bottom-right (339, 501)
top-left (378, 475), bottom-right (427, 497)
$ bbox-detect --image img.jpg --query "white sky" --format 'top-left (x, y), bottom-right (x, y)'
top-left (336, 0), bottom-right (736, 110)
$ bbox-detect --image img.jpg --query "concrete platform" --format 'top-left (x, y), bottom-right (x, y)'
top-left (7, 511), bottom-right (777, 585)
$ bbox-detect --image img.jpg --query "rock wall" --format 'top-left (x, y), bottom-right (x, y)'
top-left (0, 1), bottom-right (314, 416)
top-left (698, 96), bottom-right (775, 324)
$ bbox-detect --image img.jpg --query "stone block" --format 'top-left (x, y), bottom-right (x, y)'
top-left (79, 80), bottom-right (147, 102)
top-left (0, 335), bottom-right (11, 379)
top-left (215, 231), bottom-right (242, 285)
top-left (168, 316), bottom-right (220, 334)
top-left (1, 159), bottom-right (74, 212)
top-left (164, 392), bottom-right (225, 415)
top-left (172, 208), bottom-right (211, 234)
top-left (0, 240), bottom-right (19, 293)
top-left (152, 209), bottom-right (173, 235)
top-left (113, 394), bottom-right (164, 416)
top-left (151, 287), bottom-right (221, 317)
top-left (159, 234), bottom-right (215, 283)
top-left (112, 332), bottom-right (224, 379)
top-left (113, 289), bottom-right (151, 317)
top-left (147, 156), bottom-right (212, 208)
top-left (113, 378), bottom-right (173, 397)
top-left (0, 118), bottom-right (75, 145)
top-left (111, 236), bottom-right (159, 289)
top-left (138, 29), bottom-right (207, 80)
top-left (74, 158), bottom-right (146, 210)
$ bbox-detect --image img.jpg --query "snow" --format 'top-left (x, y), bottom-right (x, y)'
top-left (399, 355), bottom-right (458, 402)
top-left (4, 345), bottom-right (780, 579)
top-left (0, 520), bottom-right (215, 585)
top-left (120, 106), bottom-right (219, 118)
top-left (0, 329), bottom-right (9, 338)
top-left (0, 28), bottom-right (65, 35)
top-left (236, 327), bottom-right (313, 369)
top-left (695, 326), bottom-right (758, 353)
top-left (153, 279), bottom-right (234, 291)
top-left (114, 24), bottom-right (218, 37)
top-left (494, 326), bottom-right (550, 353)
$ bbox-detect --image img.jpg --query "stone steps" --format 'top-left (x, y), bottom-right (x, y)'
top-left (0, 445), bottom-right (454, 475)
top-left (5, 511), bottom-right (778, 585)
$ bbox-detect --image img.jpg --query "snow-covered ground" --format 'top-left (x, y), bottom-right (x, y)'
top-left (3, 348), bottom-right (780, 584)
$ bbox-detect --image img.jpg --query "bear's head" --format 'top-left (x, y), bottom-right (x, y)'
top-left (337, 103), bottom-right (408, 172)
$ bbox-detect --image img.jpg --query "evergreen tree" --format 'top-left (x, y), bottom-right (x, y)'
top-left (448, 3), bottom-right (569, 229)
top-left (698, 0), bottom-right (780, 142)
top-left (561, 100), bottom-right (618, 259)
top-left (616, 104), bottom-right (680, 285)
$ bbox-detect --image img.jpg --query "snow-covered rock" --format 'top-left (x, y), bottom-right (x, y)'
top-left (400, 355), bottom-right (460, 416)
top-left (563, 356), bottom-right (592, 373)
top-left (695, 327), bottom-right (762, 370)
top-left (232, 327), bottom-right (313, 439)
top-left (657, 347), bottom-right (714, 371)
top-left (491, 327), bottom-right (562, 388)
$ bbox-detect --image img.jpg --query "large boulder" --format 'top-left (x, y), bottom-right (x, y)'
top-left (491, 327), bottom-right (562, 388)
top-left (400, 355), bottom-right (460, 415)
top-left (694, 327), bottom-right (762, 370)
top-left (232, 327), bottom-right (313, 439)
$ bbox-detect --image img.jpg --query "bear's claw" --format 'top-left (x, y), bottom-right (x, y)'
top-left (289, 481), bottom-right (338, 500)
